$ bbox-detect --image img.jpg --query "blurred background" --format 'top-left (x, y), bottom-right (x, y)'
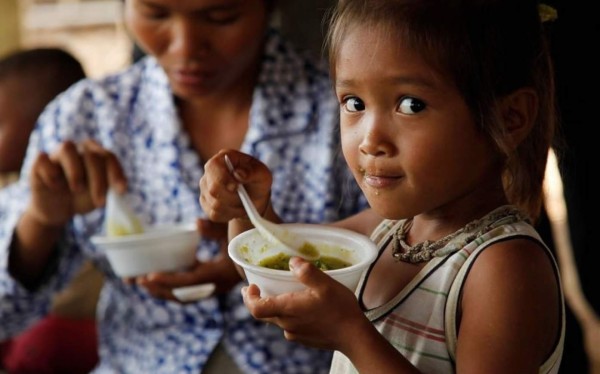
top-left (1, 0), bottom-right (130, 77)
top-left (0, 0), bottom-right (334, 77)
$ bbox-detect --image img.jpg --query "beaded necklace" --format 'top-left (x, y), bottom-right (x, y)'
top-left (392, 206), bottom-right (526, 263)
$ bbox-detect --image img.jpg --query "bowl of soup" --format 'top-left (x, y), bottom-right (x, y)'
top-left (228, 223), bottom-right (378, 296)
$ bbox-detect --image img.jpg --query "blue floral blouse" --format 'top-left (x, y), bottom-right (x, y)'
top-left (0, 30), bottom-right (367, 373)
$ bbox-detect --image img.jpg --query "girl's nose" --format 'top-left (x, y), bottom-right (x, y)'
top-left (358, 115), bottom-right (395, 157)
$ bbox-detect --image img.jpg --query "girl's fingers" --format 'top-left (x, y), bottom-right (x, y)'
top-left (199, 167), bottom-right (245, 222)
top-left (242, 284), bottom-right (284, 319)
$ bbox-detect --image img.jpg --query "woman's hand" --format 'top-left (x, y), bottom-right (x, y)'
top-left (242, 257), bottom-right (367, 351)
top-left (11, 139), bottom-right (126, 287)
top-left (199, 149), bottom-right (273, 223)
top-left (26, 139), bottom-right (126, 227)
top-left (131, 219), bottom-right (242, 302)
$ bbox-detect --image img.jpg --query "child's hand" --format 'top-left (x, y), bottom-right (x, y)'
top-left (242, 257), bottom-right (368, 351)
top-left (200, 149), bottom-right (273, 223)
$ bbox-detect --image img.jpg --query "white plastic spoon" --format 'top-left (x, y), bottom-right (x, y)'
top-left (224, 155), bottom-right (319, 261)
top-left (105, 188), bottom-right (144, 236)
top-left (173, 283), bottom-right (216, 302)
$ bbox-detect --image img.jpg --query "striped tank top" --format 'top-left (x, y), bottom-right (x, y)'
top-left (330, 206), bottom-right (565, 373)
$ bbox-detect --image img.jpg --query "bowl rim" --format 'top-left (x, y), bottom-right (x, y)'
top-left (90, 222), bottom-right (197, 246)
top-left (228, 223), bottom-right (377, 276)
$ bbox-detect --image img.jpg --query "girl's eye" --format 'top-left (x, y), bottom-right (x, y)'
top-left (398, 97), bottom-right (426, 115)
top-left (343, 97), bottom-right (365, 112)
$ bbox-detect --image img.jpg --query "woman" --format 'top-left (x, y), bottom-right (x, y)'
top-left (0, 1), bottom-right (366, 373)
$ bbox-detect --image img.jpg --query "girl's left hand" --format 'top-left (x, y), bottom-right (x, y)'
top-left (242, 256), bottom-right (367, 351)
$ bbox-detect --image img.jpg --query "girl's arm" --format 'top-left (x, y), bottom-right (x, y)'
top-left (456, 239), bottom-right (561, 373)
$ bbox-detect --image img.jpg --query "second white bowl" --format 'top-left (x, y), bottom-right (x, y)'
top-left (91, 223), bottom-right (199, 277)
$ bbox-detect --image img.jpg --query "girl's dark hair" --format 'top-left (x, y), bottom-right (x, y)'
top-left (326, 0), bottom-right (557, 221)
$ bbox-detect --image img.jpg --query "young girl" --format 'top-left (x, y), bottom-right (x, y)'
top-left (200, 0), bottom-right (565, 372)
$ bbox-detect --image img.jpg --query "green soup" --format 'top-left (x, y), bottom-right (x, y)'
top-left (258, 252), bottom-right (352, 271)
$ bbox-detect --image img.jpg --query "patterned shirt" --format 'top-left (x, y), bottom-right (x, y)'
top-left (0, 29), bottom-right (367, 374)
top-left (330, 206), bottom-right (565, 374)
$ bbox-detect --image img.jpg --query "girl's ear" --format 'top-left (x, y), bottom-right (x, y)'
top-left (501, 88), bottom-right (539, 149)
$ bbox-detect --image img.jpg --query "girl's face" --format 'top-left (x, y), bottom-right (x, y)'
top-left (336, 25), bottom-right (503, 220)
top-left (125, 0), bottom-right (268, 99)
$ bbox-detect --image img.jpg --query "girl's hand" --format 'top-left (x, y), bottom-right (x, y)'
top-left (26, 139), bottom-right (126, 227)
top-left (242, 257), bottom-right (367, 351)
top-left (200, 149), bottom-right (272, 223)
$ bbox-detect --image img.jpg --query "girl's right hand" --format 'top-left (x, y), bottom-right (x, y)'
top-left (26, 139), bottom-right (127, 227)
top-left (199, 149), bottom-right (273, 223)
top-left (241, 256), bottom-right (369, 352)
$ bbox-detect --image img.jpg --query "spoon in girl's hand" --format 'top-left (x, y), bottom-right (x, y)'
top-left (224, 154), bottom-right (320, 261)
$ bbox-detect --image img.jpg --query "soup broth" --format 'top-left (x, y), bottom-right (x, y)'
top-left (258, 252), bottom-right (352, 271)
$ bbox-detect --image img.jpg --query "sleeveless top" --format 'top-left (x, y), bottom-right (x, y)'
top-left (330, 206), bottom-right (565, 374)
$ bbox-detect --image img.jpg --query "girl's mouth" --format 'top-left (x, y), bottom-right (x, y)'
top-left (364, 174), bottom-right (400, 188)
top-left (358, 166), bottom-right (403, 188)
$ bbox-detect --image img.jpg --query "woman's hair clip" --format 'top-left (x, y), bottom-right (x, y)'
top-left (538, 4), bottom-right (558, 23)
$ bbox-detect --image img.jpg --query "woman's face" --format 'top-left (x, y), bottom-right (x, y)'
top-left (125, 0), bottom-right (269, 99)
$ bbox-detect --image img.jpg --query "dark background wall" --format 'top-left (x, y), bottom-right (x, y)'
top-left (276, 0), bottom-right (336, 57)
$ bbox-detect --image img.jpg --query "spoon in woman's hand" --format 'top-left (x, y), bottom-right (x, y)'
top-left (224, 154), bottom-right (320, 261)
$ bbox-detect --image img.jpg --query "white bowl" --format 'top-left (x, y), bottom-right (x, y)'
top-left (91, 223), bottom-right (199, 277)
top-left (228, 223), bottom-right (377, 297)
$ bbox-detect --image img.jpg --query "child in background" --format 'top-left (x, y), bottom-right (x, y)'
top-left (200, 0), bottom-right (565, 373)
top-left (0, 47), bottom-right (102, 374)
top-left (0, 48), bottom-right (86, 188)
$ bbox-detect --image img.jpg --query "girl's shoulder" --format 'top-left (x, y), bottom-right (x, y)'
top-left (454, 223), bottom-right (563, 372)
